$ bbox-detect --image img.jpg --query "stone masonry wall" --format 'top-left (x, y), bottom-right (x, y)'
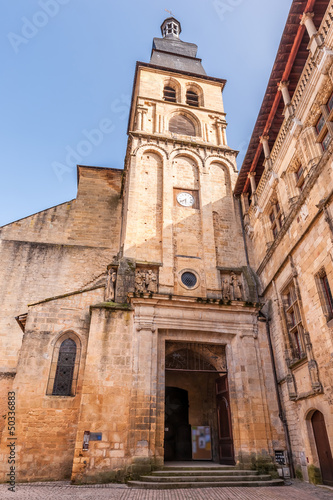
top-left (0, 166), bottom-right (122, 371)
top-left (0, 287), bottom-right (104, 482)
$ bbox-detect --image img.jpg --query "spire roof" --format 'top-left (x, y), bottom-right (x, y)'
top-left (150, 17), bottom-right (206, 76)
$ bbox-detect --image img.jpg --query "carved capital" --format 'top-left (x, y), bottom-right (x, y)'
top-left (278, 80), bottom-right (290, 91)
top-left (300, 11), bottom-right (314, 26)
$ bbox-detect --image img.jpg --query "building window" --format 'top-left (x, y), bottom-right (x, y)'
top-left (269, 201), bottom-right (283, 239)
top-left (282, 282), bottom-right (305, 360)
top-left (316, 269), bottom-right (333, 322)
top-left (186, 90), bottom-right (199, 107)
top-left (315, 91), bottom-right (333, 151)
top-left (295, 164), bottom-right (305, 191)
top-left (316, 115), bottom-right (325, 134)
top-left (322, 132), bottom-right (331, 151)
top-left (52, 339), bottom-right (76, 395)
top-left (47, 333), bottom-right (81, 396)
top-left (327, 91), bottom-right (333, 112)
top-left (164, 86), bottom-right (176, 103)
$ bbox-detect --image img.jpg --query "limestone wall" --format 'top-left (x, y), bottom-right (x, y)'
top-left (0, 166), bottom-right (122, 371)
top-left (0, 287), bottom-right (103, 482)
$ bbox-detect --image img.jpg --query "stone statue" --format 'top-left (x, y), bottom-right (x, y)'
top-left (222, 279), bottom-right (230, 301)
top-left (105, 269), bottom-right (117, 302)
top-left (135, 271), bottom-right (145, 293)
top-left (146, 270), bottom-right (157, 292)
top-left (231, 272), bottom-right (243, 300)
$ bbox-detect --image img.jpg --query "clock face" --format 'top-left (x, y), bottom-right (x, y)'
top-left (177, 192), bottom-right (195, 207)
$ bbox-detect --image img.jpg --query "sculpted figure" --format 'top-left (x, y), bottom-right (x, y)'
top-left (135, 271), bottom-right (145, 293)
top-left (105, 269), bottom-right (117, 301)
top-left (222, 278), bottom-right (230, 301)
top-left (231, 272), bottom-right (243, 300)
top-left (146, 269), bottom-right (157, 292)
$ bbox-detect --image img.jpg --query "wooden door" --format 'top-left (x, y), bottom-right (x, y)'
top-left (312, 411), bottom-right (333, 486)
top-left (216, 375), bottom-right (235, 464)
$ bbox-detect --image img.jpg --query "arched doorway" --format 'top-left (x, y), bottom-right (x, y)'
top-left (311, 410), bottom-right (333, 486)
top-left (164, 342), bottom-right (233, 464)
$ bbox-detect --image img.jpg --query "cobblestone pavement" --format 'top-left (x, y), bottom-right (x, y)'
top-left (0, 481), bottom-right (332, 500)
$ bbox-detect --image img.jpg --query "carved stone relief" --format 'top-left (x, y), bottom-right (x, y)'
top-left (135, 268), bottom-right (158, 294)
top-left (221, 271), bottom-right (244, 301)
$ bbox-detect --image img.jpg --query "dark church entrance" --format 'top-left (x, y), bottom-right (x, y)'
top-left (164, 387), bottom-right (191, 460)
top-left (164, 342), bottom-right (233, 464)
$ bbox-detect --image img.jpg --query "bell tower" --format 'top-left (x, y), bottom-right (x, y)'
top-left (121, 16), bottom-right (247, 299)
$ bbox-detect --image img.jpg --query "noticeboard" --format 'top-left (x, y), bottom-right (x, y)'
top-left (191, 426), bottom-right (212, 460)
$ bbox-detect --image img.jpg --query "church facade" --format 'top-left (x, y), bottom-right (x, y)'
top-left (0, 0), bottom-right (332, 487)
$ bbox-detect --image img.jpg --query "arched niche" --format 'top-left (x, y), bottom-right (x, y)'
top-left (136, 150), bottom-right (163, 262)
top-left (172, 154), bottom-right (199, 190)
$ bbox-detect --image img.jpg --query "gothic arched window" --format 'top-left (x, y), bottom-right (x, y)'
top-left (186, 90), bottom-right (199, 107)
top-left (52, 339), bottom-right (77, 395)
top-left (47, 334), bottom-right (81, 396)
top-left (164, 86), bottom-right (177, 102)
top-left (169, 114), bottom-right (196, 136)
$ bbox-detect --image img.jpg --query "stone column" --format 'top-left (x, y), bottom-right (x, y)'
top-left (222, 125), bottom-right (227, 146)
top-left (260, 136), bottom-right (270, 159)
top-left (136, 107), bottom-right (148, 131)
top-left (300, 12), bottom-right (324, 57)
top-left (216, 121), bottom-right (223, 145)
top-left (136, 109), bottom-right (143, 131)
top-left (248, 171), bottom-right (258, 205)
top-left (278, 81), bottom-right (294, 119)
top-left (278, 81), bottom-right (291, 106)
top-left (300, 12), bottom-right (317, 38)
top-left (260, 135), bottom-right (273, 171)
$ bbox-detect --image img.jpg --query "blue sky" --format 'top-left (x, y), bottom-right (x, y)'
top-left (1, 0), bottom-right (292, 226)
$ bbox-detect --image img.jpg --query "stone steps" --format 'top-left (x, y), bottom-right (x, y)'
top-left (151, 470), bottom-right (258, 476)
top-left (143, 474), bottom-right (273, 482)
top-left (127, 464), bottom-right (284, 489)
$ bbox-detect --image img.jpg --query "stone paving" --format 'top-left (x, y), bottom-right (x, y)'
top-left (0, 481), bottom-right (332, 500)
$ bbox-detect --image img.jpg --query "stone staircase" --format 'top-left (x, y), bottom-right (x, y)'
top-left (128, 463), bottom-right (284, 489)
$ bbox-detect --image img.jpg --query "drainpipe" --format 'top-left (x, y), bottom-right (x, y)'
top-left (258, 311), bottom-right (295, 479)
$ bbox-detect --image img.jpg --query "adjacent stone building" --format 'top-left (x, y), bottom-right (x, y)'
top-left (235, 0), bottom-right (333, 486)
top-left (0, 0), bottom-right (332, 488)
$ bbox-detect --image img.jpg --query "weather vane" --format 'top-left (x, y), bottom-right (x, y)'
top-left (165, 9), bottom-right (175, 17)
